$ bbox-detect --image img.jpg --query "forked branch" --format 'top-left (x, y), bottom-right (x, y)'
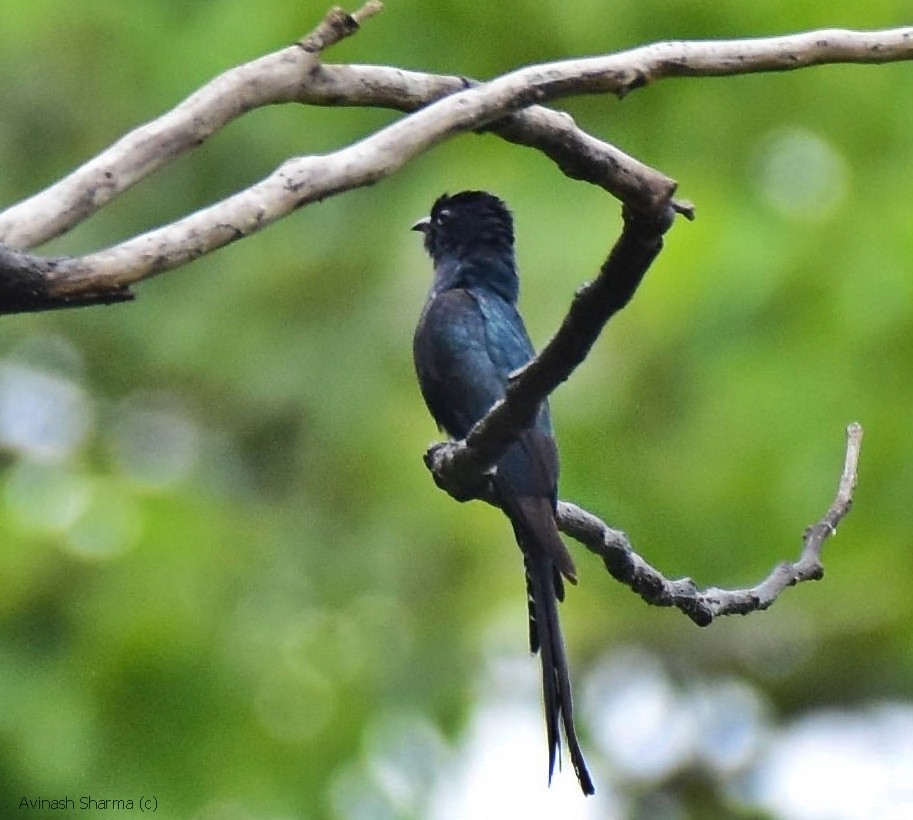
top-left (0, 5), bottom-right (910, 311)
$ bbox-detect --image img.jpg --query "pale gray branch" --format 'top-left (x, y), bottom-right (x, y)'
top-left (557, 423), bottom-right (863, 625)
top-left (0, 6), bottom-right (671, 252)
top-left (0, 12), bottom-right (909, 303)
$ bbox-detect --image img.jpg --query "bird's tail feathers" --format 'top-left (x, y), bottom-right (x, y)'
top-left (508, 496), bottom-right (595, 796)
top-left (524, 551), bottom-right (595, 795)
top-left (508, 495), bottom-right (577, 583)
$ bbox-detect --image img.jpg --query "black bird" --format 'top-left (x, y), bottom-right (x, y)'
top-left (412, 191), bottom-right (595, 795)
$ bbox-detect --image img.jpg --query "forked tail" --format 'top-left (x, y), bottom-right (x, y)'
top-left (509, 495), bottom-right (594, 796)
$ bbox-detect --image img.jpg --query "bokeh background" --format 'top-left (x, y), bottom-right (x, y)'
top-left (1, 2), bottom-right (912, 818)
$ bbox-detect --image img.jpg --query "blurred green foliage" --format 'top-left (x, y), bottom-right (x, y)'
top-left (1, 1), bottom-right (912, 818)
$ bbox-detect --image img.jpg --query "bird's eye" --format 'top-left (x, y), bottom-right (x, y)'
top-left (435, 208), bottom-right (453, 225)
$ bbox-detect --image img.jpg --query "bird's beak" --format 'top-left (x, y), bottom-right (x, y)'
top-left (411, 216), bottom-right (431, 233)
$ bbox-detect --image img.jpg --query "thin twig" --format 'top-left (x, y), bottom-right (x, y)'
top-left (297, 1), bottom-right (383, 53)
top-left (556, 423), bottom-right (863, 625)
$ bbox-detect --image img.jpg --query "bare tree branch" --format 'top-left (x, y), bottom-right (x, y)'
top-left (0, 2), bottom-right (673, 253)
top-left (557, 423), bottom-right (863, 624)
top-left (297, 0), bottom-right (384, 53)
top-left (446, 423), bottom-right (862, 623)
top-left (2, 19), bottom-right (910, 252)
top-left (0, 7), bottom-right (876, 619)
top-left (0, 9), bottom-right (909, 310)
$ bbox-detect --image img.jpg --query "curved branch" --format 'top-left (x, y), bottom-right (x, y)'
top-left (441, 423), bottom-right (862, 623)
top-left (419, 196), bottom-right (862, 623)
top-left (557, 423), bottom-right (863, 624)
top-left (0, 14), bottom-right (908, 294)
top-left (0, 3), bottom-right (674, 251)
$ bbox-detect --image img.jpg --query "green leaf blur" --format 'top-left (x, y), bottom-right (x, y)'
top-left (1, 2), bottom-right (911, 818)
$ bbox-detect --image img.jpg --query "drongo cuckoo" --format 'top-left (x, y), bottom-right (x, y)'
top-left (412, 191), bottom-right (594, 795)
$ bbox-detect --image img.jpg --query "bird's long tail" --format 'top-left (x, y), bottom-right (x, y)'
top-left (510, 499), bottom-right (595, 796)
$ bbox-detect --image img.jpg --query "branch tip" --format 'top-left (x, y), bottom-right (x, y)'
top-left (297, 3), bottom-right (382, 53)
top-left (352, 0), bottom-right (384, 24)
top-left (672, 199), bottom-right (696, 221)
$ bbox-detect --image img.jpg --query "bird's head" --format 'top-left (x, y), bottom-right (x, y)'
top-left (413, 190), bottom-right (514, 259)
top-left (412, 191), bottom-right (517, 298)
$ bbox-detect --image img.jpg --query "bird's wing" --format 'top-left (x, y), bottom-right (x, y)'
top-left (413, 287), bottom-right (506, 440)
top-left (474, 291), bottom-right (538, 383)
top-left (474, 291), bottom-right (559, 493)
